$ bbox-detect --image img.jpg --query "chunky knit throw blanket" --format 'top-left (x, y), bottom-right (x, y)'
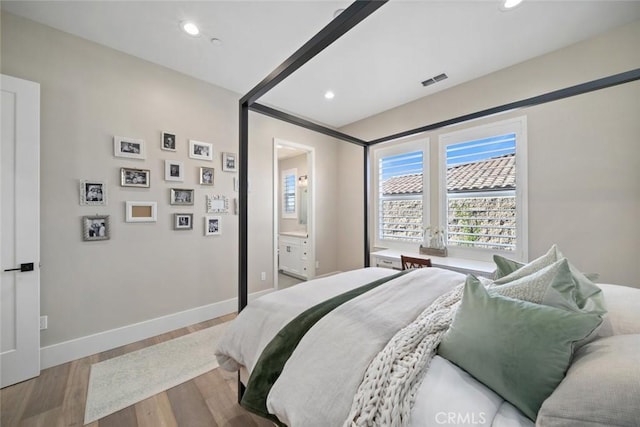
top-left (344, 283), bottom-right (465, 427)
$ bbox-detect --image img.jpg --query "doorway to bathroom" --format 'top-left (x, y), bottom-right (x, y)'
top-left (273, 138), bottom-right (315, 289)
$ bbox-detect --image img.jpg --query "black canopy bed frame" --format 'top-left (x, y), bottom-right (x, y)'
top-left (236, 0), bottom-right (640, 397)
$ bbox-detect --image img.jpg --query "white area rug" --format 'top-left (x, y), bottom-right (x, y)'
top-left (84, 322), bottom-right (228, 424)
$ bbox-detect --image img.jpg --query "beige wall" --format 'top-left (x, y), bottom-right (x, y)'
top-left (247, 112), bottom-right (341, 285)
top-left (336, 142), bottom-right (366, 271)
top-left (0, 12), bottom-right (339, 354)
top-left (339, 20), bottom-right (640, 287)
top-left (1, 12), bottom-right (241, 347)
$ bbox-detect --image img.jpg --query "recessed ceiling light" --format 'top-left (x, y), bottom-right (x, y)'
top-left (324, 91), bottom-right (335, 100)
top-left (210, 38), bottom-right (223, 46)
top-left (501, 0), bottom-right (523, 10)
top-left (181, 21), bottom-right (200, 36)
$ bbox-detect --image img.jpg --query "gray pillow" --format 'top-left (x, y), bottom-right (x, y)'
top-left (537, 334), bottom-right (640, 426)
top-left (596, 284), bottom-right (640, 337)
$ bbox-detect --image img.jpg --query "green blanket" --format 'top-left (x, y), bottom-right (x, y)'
top-left (241, 270), bottom-right (408, 425)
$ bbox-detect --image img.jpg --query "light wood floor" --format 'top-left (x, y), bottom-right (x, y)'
top-left (1, 313), bottom-right (273, 427)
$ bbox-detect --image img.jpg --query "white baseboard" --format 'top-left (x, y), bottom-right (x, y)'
top-left (40, 288), bottom-right (274, 370)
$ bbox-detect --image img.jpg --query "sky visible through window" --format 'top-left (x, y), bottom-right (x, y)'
top-left (380, 151), bottom-right (423, 181)
top-left (446, 133), bottom-right (515, 166)
top-left (380, 134), bottom-right (515, 181)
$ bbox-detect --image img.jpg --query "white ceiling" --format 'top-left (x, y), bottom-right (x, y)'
top-left (3, 1), bottom-right (640, 128)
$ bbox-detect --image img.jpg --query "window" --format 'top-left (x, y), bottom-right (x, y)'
top-left (440, 117), bottom-right (527, 261)
top-left (374, 140), bottom-right (428, 246)
top-left (282, 168), bottom-right (297, 218)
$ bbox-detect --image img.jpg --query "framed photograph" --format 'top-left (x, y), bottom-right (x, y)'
top-left (189, 140), bottom-right (213, 161)
top-left (222, 152), bottom-right (238, 172)
top-left (161, 131), bottom-right (176, 151)
top-left (82, 215), bottom-right (110, 241)
top-left (120, 168), bottom-right (150, 188)
top-left (80, 180), bottom-right (107, 206)
top-left (206, 194), bottom-right (228, 213)
top-left (174, 213), bottom-right (193, 230)
top-left (165, 160), bottom-right (184, 182)
top-left (199, 167), bottom-right (214, 185)
top-left (170, 188), bottom-right (194, 205)
top-left (114, 136), bottom-right (145, 159)
top-left (204, 215), bottom-right (221, 236)
top-left (125, 201), bottom-right (157, 223)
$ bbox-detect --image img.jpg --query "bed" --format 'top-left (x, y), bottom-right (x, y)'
top-left (216, 246), bottom-right (640, 426)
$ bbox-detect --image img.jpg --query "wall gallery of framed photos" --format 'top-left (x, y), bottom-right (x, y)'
top-left (79, 131), bottom-right (238, 241)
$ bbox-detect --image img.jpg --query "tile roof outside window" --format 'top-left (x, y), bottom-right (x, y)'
top-left (382, 153), bottom-right (515, 195)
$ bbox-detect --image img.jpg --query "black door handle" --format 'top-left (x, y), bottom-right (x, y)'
top-left (3, 262), bottom-right (34, 272)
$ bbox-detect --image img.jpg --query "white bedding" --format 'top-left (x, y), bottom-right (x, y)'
top-left (216, 267), bottom-right (396, 373)
top-left (215, 267), bottom-right (535, 426)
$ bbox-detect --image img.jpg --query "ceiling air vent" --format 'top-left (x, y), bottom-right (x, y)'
top-left (421, 73), bottom-right (448, 87)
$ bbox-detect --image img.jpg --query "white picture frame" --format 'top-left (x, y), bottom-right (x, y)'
top-left (204, 215), bottom-right (221, 236)
top-left (189, 140), bottom-right (213, 161)
top-left (125, 201), bottom-right (157, 223)
top-left (206, 194), bottom-right (228, 213)
top-left (114, 136), bottom-right (145, 159)
top-left (222, 152), bottom-right (237, 172)
top-left (161, 131), bottom-right (176, 152)
top-left (80, 180), bottom-right (107, 206)
top-left (164, 160), bottom-right (184, 182)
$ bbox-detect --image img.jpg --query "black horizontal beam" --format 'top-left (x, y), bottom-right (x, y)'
top-left (368, 68), bottom-right (640, 145)
top-left (250, 103), bottom-right (368, 147)
top-left (240, 0), bottom-right (388, 106)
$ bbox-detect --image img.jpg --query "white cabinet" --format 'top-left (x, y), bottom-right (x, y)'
top-left (279, 234), bottom-right (309, 279)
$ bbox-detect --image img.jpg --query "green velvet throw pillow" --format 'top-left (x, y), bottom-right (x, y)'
top-left (438, 277), bottom-right (602, 421)
top-left (493, 245), bottom-right (606, 316)
top-left (491, 259), bottom-right (606, 317)
top-left (493, 245), bottom-right (599, 284)
top-left (493, 255), bottom-right (525, 279)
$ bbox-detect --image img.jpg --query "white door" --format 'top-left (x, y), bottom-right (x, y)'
top-left (1, 74), bottom-right (41, 388)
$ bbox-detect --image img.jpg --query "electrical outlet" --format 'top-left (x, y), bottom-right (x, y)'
top-left (39, 315), bottom-right (48, 330)
top-left (261, 272), bottom-right (266, 281)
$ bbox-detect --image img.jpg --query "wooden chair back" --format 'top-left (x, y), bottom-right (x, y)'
top-left (401, 255), bottom-right (432, 270)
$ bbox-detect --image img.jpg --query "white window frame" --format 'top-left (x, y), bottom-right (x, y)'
top-left (439, 116), bottom-right (528, 262)
top-left (372, 138), bottom-right (430, 252)
top-left (281, 168), bottom-right (297, 219)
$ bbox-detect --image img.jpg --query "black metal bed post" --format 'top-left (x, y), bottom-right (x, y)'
top-left (239, 101), bottom-right (249, 313)
top-left (238, 100), bottom-right (249, 401)
top-left (364, 144), bottom-right (371, 267)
